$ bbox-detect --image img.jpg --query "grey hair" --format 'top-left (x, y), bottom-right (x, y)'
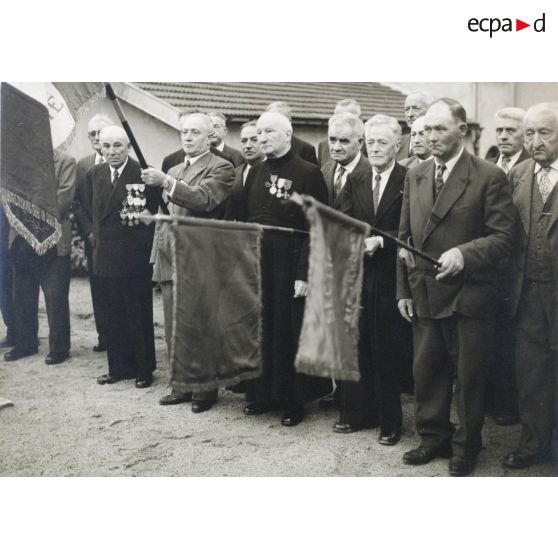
top-left (525, 102), bottom-right (558, 124)
top-left (266, 101), bottom-right (292, 121)
top-left (207, 111), bottom-right (227, 125)
top-left (179, 112), bottom-right (214, 134)
top-left (335, 98), bottom-right (361, 116)
top-left (88, 113), bottom-right (114, 129)
top-left (405, 90), bottom-right (435, 106)
top-left (257, 111), bottom-right (293, 133)
top-left (240, 120), bottom-right (258, 131)
top-left (364, 114), bottom-right (402, 138)
top-left (495, 107), bottom-right (526, 125)
top-left (328, 112), bottom-right (364, 138)
top-left (99, 125), bottom-right (129, 143)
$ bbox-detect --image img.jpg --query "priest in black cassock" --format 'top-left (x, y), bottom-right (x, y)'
top-left (231, 111), bottom-right (329, 426)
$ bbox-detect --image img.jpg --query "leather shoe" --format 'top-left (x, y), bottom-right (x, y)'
top-left (135, 378), bottom-right (152, 389)
top-left (192, 400), bottom-right (215, 413)
top-left (493, 413), bottom-right (520, 426)
top-left (281, 408), bottom-right (304, 427)
top-left (93, 344), bottom-right (107, 352)
top-left (0, 337), bottom-right (15, 349)
top-left (403, 444), bottom-right (453, 465)
top-left (96, 374), bottom-right (122, 385)
top-left (45, 351), bottom-right (69, 365)
top-left (4, 347), bottom-right (38, 361)
top-left (243, 402), bottom-right (272, 416)
top-left (332, 422), bottom-right (360, 434)
top-left (502, 449), bottom-right (548, 469)
top-left (159, 393), bottom-right (193, 405)
top-left (449, 455), bottom-right (476, 477)
top-left (379, 431), bottom-right (401, 446)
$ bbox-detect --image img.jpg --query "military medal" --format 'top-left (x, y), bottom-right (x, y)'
top-left (276, 178), bottom-right (293, 199)
top-left (265, 174), bottom-right (279, 196)
top-left (121, 184), bottom-right (146, 226)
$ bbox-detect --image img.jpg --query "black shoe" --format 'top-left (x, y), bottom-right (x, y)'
top-left (97, 374), bottom-right (122, 385)
top-left (493, 413), bottom-right (520, 426)
top-left (379, 430), bottom-right (401, 446)
top-left (502, 449), bottom-right (548, 469)
top-left (332, 422), bottom-right (360, 434)
top-left (135, 378), bottom-right (153, 389)
top-left (281, 408), bottom-right (304, 427)
top-left (243, 403), bottom-right (273, 416)
top-left (4, 347), bottom-right (38, 361)
top-left (93, 344), bottom-right (107, 352)
top-left (45, 351), bottom-right (69, 365)
top-left (449, 455), bottom-right (476, 477)
top-left (403, 444), bottom-right (453, 465)
top-left (159, 393), bottom-right (193, 405)
top-left (0, 337), bottom-right (16, 349)
top-left (192, 400), bottom-right (215, 413)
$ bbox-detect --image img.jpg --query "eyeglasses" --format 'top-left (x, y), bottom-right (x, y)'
top-left (88, 130), bottom-right (102, 138)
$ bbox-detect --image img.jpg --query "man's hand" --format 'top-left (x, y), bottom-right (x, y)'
top-left (141, 167), bottom-right (166, 187)
top-left (397, 298), bottom-right (414, 323)
top-left (364, 236), bottom-right (383, 257)
top-left (398, 247), bottom-right (415, 270)
top-left (436, 247), bottom-right (464, 280)
top-left (294, 280), bottom-right (308, 298)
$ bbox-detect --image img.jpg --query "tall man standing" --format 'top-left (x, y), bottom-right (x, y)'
top-left (397, 98), bottom-right (514, 476)
top-left (142, 112), bottom-right (235, 412)
top-left (503, 103), bottom-right (558, 469)
top-left (87, 126), bottom-right (158, 388)
top-left (334, 115), bottom-right (411, 445)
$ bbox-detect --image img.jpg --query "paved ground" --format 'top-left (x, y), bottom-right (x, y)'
top-left (0, 277), bottom-right (554, 477)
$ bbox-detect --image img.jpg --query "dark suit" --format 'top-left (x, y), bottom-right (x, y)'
top-left (162, 146), bottom-right (236, 174)
top-left (291, 135), bottom-right (318, 166)
top-left (73, 152), bottom-right (106, 347)
top-left (397, 150), bottom-right (515, 458)
top-left (337, 160), bottom-right (412, 432)
top-left (396, 133), bottom-right (411, 161)
top-left (508, 159), bottom-right (558, 459)
top-left (487, 146), bottom-right (530, 168)
top-left (220, 144), bottom-right (244, 167)
top-left (321, 154), bottom-right (369, 208)
top-left (85, 158), bottom-right (158, 381)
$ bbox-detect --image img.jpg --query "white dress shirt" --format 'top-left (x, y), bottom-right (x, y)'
top-left (94, 152), bottom-right (105, 165)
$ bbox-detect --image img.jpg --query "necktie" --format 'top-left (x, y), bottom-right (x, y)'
top-left (538, 167), bottom-right (552, 204)
top-left (112, 168), bottom-right (119, 188)
top-left (434, 163), bottom-right (446, 199)
top-left (333, 166), bottom-right (346, 200)
top-left (501, 155), bottom-right (511, 173)
top-left (373, 173), bottom-right (381, 212)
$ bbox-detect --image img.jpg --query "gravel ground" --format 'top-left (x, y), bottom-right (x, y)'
top-left (0, 277), bottom-right (554, 477)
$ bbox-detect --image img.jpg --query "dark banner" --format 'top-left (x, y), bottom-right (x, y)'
top-left (295, 195), bottom-right (369, 382)
top-left (170, 217), bottom-right (263, 392)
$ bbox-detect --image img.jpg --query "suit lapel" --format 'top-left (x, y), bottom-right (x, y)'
top-left (375, 163), bottom-right (404, 223)
top-left (102, 160), bottom-right (133, 221)
top-left (413, 159), bottom-right (435, 246)
top-left (513, 160), bottom-right (535, 236)
top-left (96, 165), bottom-right (113, 220)
top-left (182, 152), bottom-right (211, 184)
top-left (423, 151), bottom-right (469, 243)
top-left (352, 162), bottom-right (375, 223)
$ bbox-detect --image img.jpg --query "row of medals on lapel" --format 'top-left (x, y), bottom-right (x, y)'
top-left (120, 184), bottom-right (146, 226)
top-left (265, 175), bottom-right (293, 199)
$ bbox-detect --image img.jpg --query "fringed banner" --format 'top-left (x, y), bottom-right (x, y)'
top-left (170, 217), bottom-right (263, 392)
top-left (295, 195), bottom-right (370, 382)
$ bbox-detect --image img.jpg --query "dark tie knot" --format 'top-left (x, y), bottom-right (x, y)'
top-left (374, 173), bottom-right (381, 183)
top-left (436, 164), bottom-right (446, 176)
top-left (338, 166), bottom-right (346, 176)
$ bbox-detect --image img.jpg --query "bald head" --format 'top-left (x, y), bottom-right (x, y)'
top-left (99, 126), bottom-right (130, 168)
top-left (256, 111), bottom-right (293, 158)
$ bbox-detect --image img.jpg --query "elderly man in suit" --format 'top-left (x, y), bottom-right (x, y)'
top-left (5, 153), bottom-right (76, 365)
top-left (397, 98), bottom-right (515, 476)
top-left (399, 116), bottom-right (433, 169)
top-left (73, 113), bottom-right (114, 352)
top-left (334, 115), bottom-right (412, 445)
top-left (142, 112), bottom-right (235, 412)
top-left (488, 108), bottom-right (530, 171)
top-left (266, 101), bottom-right (319, 165)
top-left (207, 111), bottom-right (244, 167)
top-left (86, 126), bottom-right (158, 388)
top-left (397, 91), bottom-right (434, 161)
top-left (503, 103), bottom-right (558, 470)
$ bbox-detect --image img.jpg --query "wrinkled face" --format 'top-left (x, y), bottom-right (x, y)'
top-left (495, 117), bottom-right (524, 157)
top-left (209, 115), bottom-right (227, 146)
top-left (424, 103), bottom-right (466, 162)
top-left (410, 117), bottom-right (430, 158)
top-left (404, 93), bottom-right (429, 127)
top-left (366, 124), bottom-right (400, 172)
top-left (328, 121), bottom-right (362, 165)
top-left (524, 109), bottom-right (558, 166)
top-left (256, 115), bottom-right (291, 157)
top-left (180, 115), bottom-right (211, 158)
top-left (87, 120), bottom-right (109, 153)
top-left (100, 130), bottom-right (130, 168)
top-left (240, 125), bottom-right (263, 163)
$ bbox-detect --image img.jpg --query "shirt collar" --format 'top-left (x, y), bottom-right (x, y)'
top-left (215, 141), bottom-right (225, 152)
top-left (94, 152), bottom-right (105, 165)
top-left (435, 146), bottom-right (464, 175)
top-left (534, 158), bottom-right (558, 174)
top-left (337, 152), bottom-right (361, 174)
top-left (372, 158), bottom-right (395, 178)
top-left (185, 150), bottom-right (210, 166)
top-left (498, 149), bottom-right (522, 168)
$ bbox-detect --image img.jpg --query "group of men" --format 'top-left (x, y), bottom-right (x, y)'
top-left (1, 89), bottom-right (557, 477)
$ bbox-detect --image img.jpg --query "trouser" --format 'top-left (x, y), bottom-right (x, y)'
top-left (97, 275), bottom-right (155, 381)
top-left (11, 239), bottom-right (71, 354)
top-left (514, 280), bottom-right (558, 458)
top-left (85, 241), bottom-right (106, 346)
top-left (412, 314), bottom-right (494, 458)
top-left (161, 281), bottom-right (216, 402)
top-left (0, 244), bottom-right (15, 342)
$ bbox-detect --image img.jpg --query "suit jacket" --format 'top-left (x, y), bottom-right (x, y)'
top-left (508, 159), bottom-right (558, 342)
top-left (220, 144), bottom-right (244, 167)
top-left (487, 146), bottom-right (530, 171)
top-left (291, 135), bottom-right (318, 166)
top-left (86, 158), bottom-right (158, 278)
top-left (396, 133), bottom-right (411, 161)
top-left (396, 150), bottom-right (515, 319)
top-left (162, 146), bottom-right (236, 174)
top-left (54, 153), bottom-right (76, 256)
top-left (398, 154), bottom-right (426, 170)
top-left (73, 153), bottom-right (96, 238)
top-left (151, 151), bottom-right (235, 283)
top-left (321, 154), bottom-right (370, 208)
